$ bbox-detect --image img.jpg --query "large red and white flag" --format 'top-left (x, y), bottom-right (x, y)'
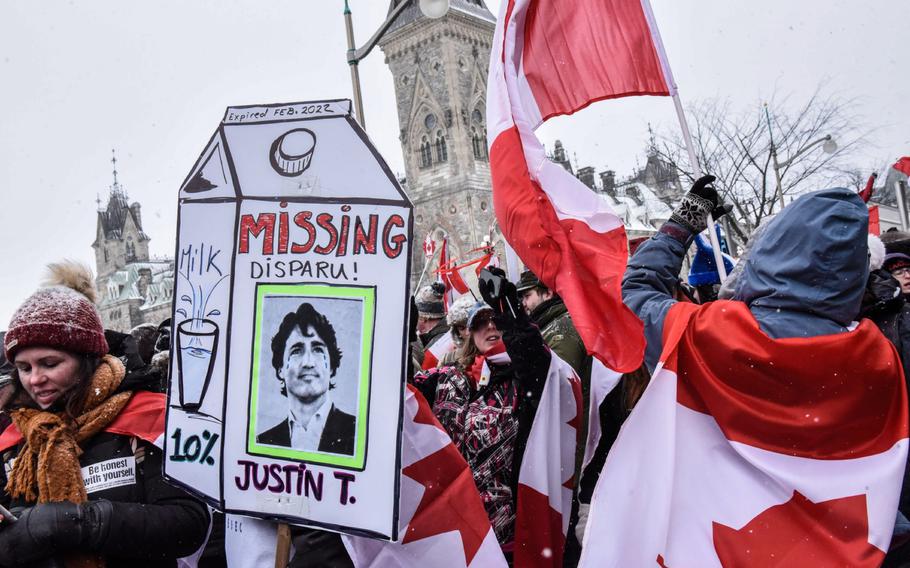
top-left (342, 385), bottom-right (506, 567)
top-left (580, 301), bottom-right (909, 567)
top-left (513, 353), bottom-right (583, 567)
top-left (487, 0), bottom-right (676, 373)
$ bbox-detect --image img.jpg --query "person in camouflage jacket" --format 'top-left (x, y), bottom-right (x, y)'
top-left (516, 270), bottom-right (590, 380)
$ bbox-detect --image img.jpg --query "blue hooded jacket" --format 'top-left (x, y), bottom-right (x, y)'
top-left (623, 187), bottom-right (869, 371)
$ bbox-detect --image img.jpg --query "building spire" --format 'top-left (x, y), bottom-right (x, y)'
top-left (111, 148), bottom-right (119, 187)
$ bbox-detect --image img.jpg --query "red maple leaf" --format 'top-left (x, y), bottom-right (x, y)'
top-left (402, 442), bottom-right (491, 564)
top-left (712, 491), bottom-right (885, 567)
top-left (408, 385), bottom-right (447, 433)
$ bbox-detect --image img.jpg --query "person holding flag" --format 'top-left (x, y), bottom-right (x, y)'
top-left (579, 182), bottom-right (908, 566)
top-left (412, 268), bottom-right (573, 563)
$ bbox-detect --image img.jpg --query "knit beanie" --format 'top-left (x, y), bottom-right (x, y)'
top-left (415, 283), bottom-right (446, 319)
top-left (4, 261), bottom-right (108, 361)
top-left (688, 234), bottom-right (735, 287)
top-left (883, 253), bottom-right (910, 273)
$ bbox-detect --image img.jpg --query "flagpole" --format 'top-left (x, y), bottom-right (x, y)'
top-left (415, 245), bottom-right (438, 291)
top-left (643, 0), bottom-right (727, 282)
top-left (671, 93), bottom-right (728, 282)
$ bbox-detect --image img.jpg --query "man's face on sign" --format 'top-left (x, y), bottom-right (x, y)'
top-left (280, 324), bottom-right (331, 404)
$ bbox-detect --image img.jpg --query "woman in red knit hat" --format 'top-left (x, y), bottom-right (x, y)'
top-left (0, 262), bottom-right (209, 568)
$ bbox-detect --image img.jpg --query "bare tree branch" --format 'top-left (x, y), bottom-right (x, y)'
top-left (655, 86), bottom-right (867, 251)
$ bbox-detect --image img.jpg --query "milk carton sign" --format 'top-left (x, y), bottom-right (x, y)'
top-left (164, 99), bottom-right (413, 540)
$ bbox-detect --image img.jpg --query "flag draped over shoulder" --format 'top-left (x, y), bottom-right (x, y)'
top-left (580, 301), bottom-right (909, 567)
top-left (342, 385), bottom-right (506, 567)
top-left (486, 0), bottom-right (676, 373)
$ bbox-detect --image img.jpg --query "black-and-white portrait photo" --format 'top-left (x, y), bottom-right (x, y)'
top-left (253, 296), bottom-right (365, 457)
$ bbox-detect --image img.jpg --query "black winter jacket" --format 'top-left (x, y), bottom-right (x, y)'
top-left (0, 428), bottom-right (210, 568)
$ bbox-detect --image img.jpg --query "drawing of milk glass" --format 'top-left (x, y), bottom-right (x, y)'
top-left (177, 318), bottom-right (219, 410)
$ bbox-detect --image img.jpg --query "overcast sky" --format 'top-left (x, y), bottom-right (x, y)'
top-left (1, 0), bottom-right (907, 327)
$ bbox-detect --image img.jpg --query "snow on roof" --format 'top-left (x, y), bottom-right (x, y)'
top-left (100, 260), bottom-right (174, 309)
top-left (603, 181), bottom-right (673, 233)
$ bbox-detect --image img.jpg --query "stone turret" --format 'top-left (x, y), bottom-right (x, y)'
top-left (379, 0), bottom-right (503, 284)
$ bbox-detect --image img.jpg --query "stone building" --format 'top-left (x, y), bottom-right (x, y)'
top-left (379, 0), bottom-right (500, 285)
top-left (379, 0), bottom-right (679, 286)
top-left (92, 161), bottom-right (174, 332)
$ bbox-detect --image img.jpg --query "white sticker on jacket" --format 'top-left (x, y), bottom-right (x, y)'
top-left (82, 456), bottom-right (136, 494)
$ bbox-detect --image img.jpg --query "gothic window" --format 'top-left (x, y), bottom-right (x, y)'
top-left (103, 248), bottom-right (109, 263)
top-left (472, 127), bottom-right (487, 161)
top-left (419, 136), bottom-right (433, 169)
top-left (435, 131), bottom-right (448, 163)
top-left (471, 106), bottom-right (487, 160)
top-left (126, 241), bottom-right (136, 261)
top-left (424, 114), bottom-right (437, 130)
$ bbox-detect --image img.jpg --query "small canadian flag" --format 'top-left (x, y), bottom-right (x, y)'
top-left (423, 234), bottom-right (436, 258)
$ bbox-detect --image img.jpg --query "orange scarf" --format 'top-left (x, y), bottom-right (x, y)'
top-left (6, 355), bottom-right (131, 568)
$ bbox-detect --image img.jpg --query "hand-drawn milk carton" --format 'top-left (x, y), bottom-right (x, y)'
top-left (165, 99), bottom-right (412, 540)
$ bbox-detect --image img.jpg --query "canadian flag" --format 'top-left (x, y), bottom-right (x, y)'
top-left (342, 385), bottom-right (506, 567)
top-left (423, 234), bottom-right (436, 258)
top-left (223, 387), bottom-right (503, 568)
top-left (438, 238), bottom-right (469, 309)
top-left (487, 0), bottom-right (676, 373)
top-left (513, 353), bottom-right (583, 567)
top-left (580, 301), bottom-right (909, 566)
top-left (421, 331), bottom-right (456, 370)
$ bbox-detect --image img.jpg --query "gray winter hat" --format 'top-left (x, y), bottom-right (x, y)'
top-left (415, 283), bottom-right (445, 319)
top-left (446, 295), bottom-right (476, 327)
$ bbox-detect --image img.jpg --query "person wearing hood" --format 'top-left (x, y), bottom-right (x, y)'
top-left (625, 176), bottom-right (877, 370)
top-left (0, 265), bottom-right (209, 567)
top-left (622, 178), bottom-right (907, 561)
top-left (411, 269), bottom-right (551, 557)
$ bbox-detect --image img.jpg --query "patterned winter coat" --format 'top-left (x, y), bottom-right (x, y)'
top-left (412, 320), bottom-right (550, 545)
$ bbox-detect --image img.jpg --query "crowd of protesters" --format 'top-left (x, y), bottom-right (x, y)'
top-left (3, 176), bottom-right (910, 567)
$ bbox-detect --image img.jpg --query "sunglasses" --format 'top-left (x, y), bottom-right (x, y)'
top-left (470, 312), bottom-right (497, 330)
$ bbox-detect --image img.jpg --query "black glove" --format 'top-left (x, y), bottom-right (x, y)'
top-left (478, 267), bottom-right (525, 329)
top-left (669, 175), bottom-right (732, 234)
top-left (0, 501), bottom-right (112, 566)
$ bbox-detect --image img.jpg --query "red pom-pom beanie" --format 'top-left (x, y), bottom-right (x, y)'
top-left (4, 286), bottom-right (108, 361)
